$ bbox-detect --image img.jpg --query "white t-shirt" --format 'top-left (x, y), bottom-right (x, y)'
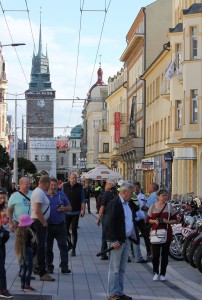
top-left (135, 192), bottom-right (147, 221)
top-left (30, 187), bottom-right (50, 220)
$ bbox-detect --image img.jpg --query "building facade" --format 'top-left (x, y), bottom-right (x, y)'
top-left (0, 44), bottom-right (8, 148)
top-left (168, 1), bottom-right (202, 197)
top-left (119, 0), bottom-right (172, 185)
top-left (82, 65), bottom-right (108, 169)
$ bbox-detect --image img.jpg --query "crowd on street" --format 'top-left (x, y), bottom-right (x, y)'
top-left (0, 173), bottom-right (178, 300)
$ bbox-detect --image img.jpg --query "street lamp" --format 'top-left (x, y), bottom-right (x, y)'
top-left (0, 42), bottom-right (26, 183)
top-left (0, 42), bottom-right (26, 48)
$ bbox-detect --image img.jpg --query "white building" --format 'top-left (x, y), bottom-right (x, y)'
top-left (28, 138), bottom-right (56, 177)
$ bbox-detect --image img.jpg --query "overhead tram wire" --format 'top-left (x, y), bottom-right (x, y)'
top-left (67, 0), bottom-right (112, 127)
top-left (24, 0), bottom-right (36, 53)
top-left (5, 98), bottom-right (86, 101)
top-left (88, 0), bottom-right (112, 90)
top-left (0, 1), bottom-right (29, 85)
top-left (67, 0), bottom-right (85, 127)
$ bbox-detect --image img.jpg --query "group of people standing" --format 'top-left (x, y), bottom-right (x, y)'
top-left (96, 180), bottom-right (177, 300)
top-left (0, 172), bottom-right (85, 298)
top-left (0, 174), bottom-right (178, 300)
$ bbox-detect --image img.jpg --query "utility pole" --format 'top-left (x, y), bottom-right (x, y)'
top-left (13, 93), bottom-right (18, 184)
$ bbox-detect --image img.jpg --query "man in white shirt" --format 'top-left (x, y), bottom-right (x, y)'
top-left (31, 175), bottom-right (55, 282)
top-left (133, 181), bottom-right (151, 261)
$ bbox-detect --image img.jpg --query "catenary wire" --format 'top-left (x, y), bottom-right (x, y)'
top-left (24, 0), bottom-right (36, 53)
top-left (0, 1), bottom-right (29, 85)
top-left (88, 0), bottom-right (112, 90)
top-left (67, 0), bottom-right (85, 127)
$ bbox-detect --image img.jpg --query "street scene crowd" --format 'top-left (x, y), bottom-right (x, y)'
top-left (0, 173), bottom-right (201, 299)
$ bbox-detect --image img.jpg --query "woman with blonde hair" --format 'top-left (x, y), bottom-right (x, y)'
top-left (15, 214), bottom-right (36, 292)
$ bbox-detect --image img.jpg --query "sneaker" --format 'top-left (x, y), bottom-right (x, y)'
top-left (61, 267), bottom-right (71, 274)
top-left (24, 286), bottom-right (37, 292)
top-left (153, 273), bottom-right (159, 281)
top-left (0, 289), bottom-right (14, 298)
top-left (40, 273), bottom-right (55, 281)
top-left (71, 249), bottom-right (76, 257)
top-left (160, 275), bottom-right (166, 281)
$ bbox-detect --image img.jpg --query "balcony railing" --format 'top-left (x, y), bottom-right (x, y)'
top-left (0, 72), bottom-right (6, 81)
top-left (118, 137), bottom-right (144, 154)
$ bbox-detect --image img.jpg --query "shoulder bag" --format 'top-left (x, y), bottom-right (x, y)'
top-left (150, 203), bottom-right (170, 244)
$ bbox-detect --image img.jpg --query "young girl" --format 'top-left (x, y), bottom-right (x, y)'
top-left (15, 214), bottom-right (36, 292)
top-left (0, 188), bottom-right (13, 299)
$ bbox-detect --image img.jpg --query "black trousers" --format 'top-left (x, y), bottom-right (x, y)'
top-left (136, 219), bottom-right (151, 255)
top-left (152, 242), bottom-right (170, 276)
top-left (32, 220), bottom-right (47, 277)
top-left (46, 222), bottom-right (69, 270)
top-left (0, 244), bottom-right (7, 291)
top-left (65, 214), bottom-right (80, 250)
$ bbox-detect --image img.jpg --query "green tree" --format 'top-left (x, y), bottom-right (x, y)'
top-left (0, 144), bottom-right (10, 168)
top-left (10, 157), bottom-right (37, 174)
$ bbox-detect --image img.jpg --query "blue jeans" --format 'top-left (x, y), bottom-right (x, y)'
top-left (108, 239), bottom-right (130, 297)
top-left (134, 243), bottom-right (143, 262)
top-left (21, 246), bottom-right (33, 288)
top-left (0, 245), bottom-right (7, 291)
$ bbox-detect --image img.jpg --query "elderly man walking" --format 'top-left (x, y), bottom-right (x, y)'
top-left (104, 182), bottom-right (137, 300)
top-left (31, 176), bottom-right (55, 282)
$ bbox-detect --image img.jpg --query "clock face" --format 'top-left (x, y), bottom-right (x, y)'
top-left (37, 98), bottom-right (45, 108)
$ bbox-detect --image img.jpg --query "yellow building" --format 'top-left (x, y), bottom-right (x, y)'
top-left (119, 0), bottom-right (172, 184)
top-left (168, 2), bottom-right (202, 197)
top-left (0, 45), bottom-right (8, 148)
top-left (101, 68), bottom-right (127, 177)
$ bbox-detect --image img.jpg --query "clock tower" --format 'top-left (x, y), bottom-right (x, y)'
top-left (25, 22), bottom-right (57, 177)
top-left (26, 22), bottom-right (55, 138)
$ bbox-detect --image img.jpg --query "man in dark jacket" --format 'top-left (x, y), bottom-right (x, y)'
top-left (83, 180), bottom-right (91, 214)
top-left (104, 181), bottom-right (137, 300)
top-left (97, 179), bottom-right (118, 260)
top-left (63, 172), bottom-right (85, 257)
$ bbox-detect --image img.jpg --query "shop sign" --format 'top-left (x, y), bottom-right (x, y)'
top-left (141, 161), bottom-right (154, 169)
top-left (114, 112), bottom-right (120, 143)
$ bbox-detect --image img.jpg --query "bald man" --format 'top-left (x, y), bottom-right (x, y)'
top-left (7, 177), bottom-right (32, 231)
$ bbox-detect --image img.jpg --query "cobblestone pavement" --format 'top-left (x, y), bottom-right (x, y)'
top-left (5, 198), bottom-right (202, 300)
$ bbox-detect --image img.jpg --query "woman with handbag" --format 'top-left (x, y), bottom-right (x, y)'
top-left (146, 188), bottom-right (177, 281)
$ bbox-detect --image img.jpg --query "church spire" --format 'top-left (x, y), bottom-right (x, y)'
top-left (38, 9), bottom-right (42, 57)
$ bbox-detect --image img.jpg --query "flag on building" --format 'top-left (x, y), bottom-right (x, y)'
top-left (164, 60), bottom-right (176, 80)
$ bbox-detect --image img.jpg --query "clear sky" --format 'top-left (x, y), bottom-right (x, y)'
top-left (0, 0), bottom-right (154, 137)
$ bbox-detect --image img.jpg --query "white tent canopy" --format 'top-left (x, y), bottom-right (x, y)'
top-left (81, 165), bottom-right (122, 180)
